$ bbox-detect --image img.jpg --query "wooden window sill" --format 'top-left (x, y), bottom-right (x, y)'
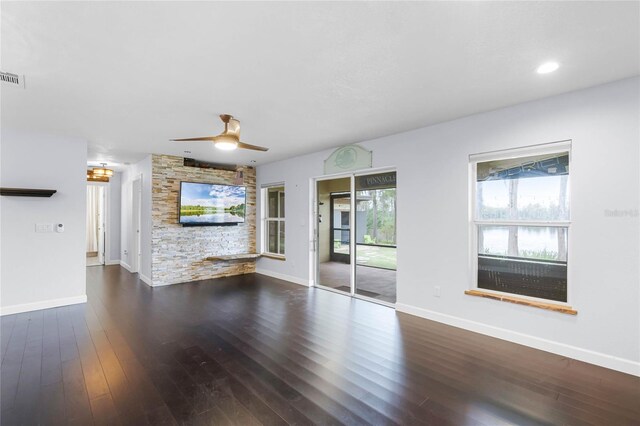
top-left (261, 253), bottom-right (286, 261)
top-left (464, 290), bottom-right (577, 315)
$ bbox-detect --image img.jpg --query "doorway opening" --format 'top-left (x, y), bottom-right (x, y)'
top-left (315, 170), bottom-right (397, 305)
top-left (86, 184), bottom-right (106, 267)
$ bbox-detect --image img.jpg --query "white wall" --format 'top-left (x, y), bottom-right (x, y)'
top-left (120, 156), bottom-right (152, 282)
top-left (1, 130), bottom-right (88, 315)
top-left (257, 77), bottom-right (640, 375)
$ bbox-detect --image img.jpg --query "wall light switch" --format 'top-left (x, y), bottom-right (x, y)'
top-left (35, 223), bottom-right (53, 233)
top-left (434, 286), bottom-right (441, 298)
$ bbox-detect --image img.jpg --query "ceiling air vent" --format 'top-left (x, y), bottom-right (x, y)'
top-left (0, 71), bottom-right (25, 88)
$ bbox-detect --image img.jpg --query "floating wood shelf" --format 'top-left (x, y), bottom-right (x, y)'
top-left (205, 253), bottom-right (261, 261)
top-left (0, 188), bottom-right (57, 197)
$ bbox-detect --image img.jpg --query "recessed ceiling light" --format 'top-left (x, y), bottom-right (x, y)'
top-left (537, 62), bottom-right (559, 74)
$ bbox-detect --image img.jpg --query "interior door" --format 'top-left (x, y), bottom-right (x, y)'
top-left (131, 178), bottom-right (141, 273)
top-left (97, 186), bottom-right (105, 265)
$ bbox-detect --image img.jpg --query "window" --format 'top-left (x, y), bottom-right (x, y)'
top-left (471, 143), bottom-right (570, 302)
top-left (263, 185), bottom-right (285, 256)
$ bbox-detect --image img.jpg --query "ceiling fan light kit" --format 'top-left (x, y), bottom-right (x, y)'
top-left (87, 171), bottom-right (109, 182)
top-left (87, 163), bottom-right (113, 181)
top-left (171, 114), bottom-right (269, 153)
top-left (214, 135), bottom-right (239, 151)
top-left (91, 163), bottom-right (114, 177)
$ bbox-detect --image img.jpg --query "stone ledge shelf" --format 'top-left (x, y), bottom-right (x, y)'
top-left (205, 253), bottom-right (261, 261)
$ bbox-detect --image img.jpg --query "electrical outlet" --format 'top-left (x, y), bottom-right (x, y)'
top-left (434, 286), bottom-right (441, 298)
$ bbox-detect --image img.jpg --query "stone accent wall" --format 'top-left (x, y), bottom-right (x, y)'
top-left (151, 154), bottom-right (256, 286)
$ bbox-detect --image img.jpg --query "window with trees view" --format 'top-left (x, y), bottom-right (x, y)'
top-left (472, 144), bottom-right (570, 302)
top-left (264, 186), bottom-right (285, 256)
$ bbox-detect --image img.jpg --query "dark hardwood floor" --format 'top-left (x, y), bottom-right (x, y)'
top-left (1, 266), bottom-right (639, 425)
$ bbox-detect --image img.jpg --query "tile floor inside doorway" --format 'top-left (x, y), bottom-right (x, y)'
top-left (318, 261), bottom-right (396, 303)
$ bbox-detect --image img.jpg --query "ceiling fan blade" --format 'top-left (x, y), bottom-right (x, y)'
top-left (226, 118), bottom-right (241, 138)
top-left (170, 136), bottom-right (217, 142)
top-left (237, 141), bottom-right (269, 152)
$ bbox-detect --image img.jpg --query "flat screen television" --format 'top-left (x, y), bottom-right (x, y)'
top-left (179, 182), bottom-right (246, 226)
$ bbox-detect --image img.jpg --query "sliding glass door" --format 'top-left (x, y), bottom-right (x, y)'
top-left (355, 172), bottom-right (397, 303)
top-left (315, 171), bottom-right (397, 305)
top-left (316, 178), bottom-right (351, 293)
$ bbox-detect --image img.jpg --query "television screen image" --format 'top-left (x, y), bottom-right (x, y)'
top-left (179, 182), bottom-right (246, 225)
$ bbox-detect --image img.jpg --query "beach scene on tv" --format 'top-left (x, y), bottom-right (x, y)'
top-left (180, 182), bottom-right (246, 224)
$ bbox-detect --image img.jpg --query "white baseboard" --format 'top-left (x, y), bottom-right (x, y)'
top-left (1, 295), bottom-right (88, 316)
top-left (120, 260), bottom-right (132, 272)
top-left (256, 269), bottom-right (310, 287)
top-left (395, 303), bottom-right (640, 377)
top-left (139, 273), bottom-right (153, 286)
top-left (147, 281), bottom-right (170, 287)
top-left (105, 259), bottom-right (120, 266)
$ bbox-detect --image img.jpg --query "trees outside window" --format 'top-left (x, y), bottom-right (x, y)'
top-left (472, 145), bottom-right (570, 302)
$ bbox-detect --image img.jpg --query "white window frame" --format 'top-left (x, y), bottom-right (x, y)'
top-left (262, 184), bottom-right (285, 257)
top-left (469, 140), bottom-right (572, 305)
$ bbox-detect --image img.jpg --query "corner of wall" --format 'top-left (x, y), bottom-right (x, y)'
top-left (255, 268), bottom-right (311, 287)
top-left (139, 273), bottom-right (153, 286)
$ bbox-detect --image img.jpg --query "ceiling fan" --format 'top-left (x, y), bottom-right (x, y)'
top-left (171, 114), bottom-right (268, 152)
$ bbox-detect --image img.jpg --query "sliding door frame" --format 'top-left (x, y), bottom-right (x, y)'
top-left (311, 166), bottom-right (397, 307)
top-left (312, 172), bottom-right (354, 296)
